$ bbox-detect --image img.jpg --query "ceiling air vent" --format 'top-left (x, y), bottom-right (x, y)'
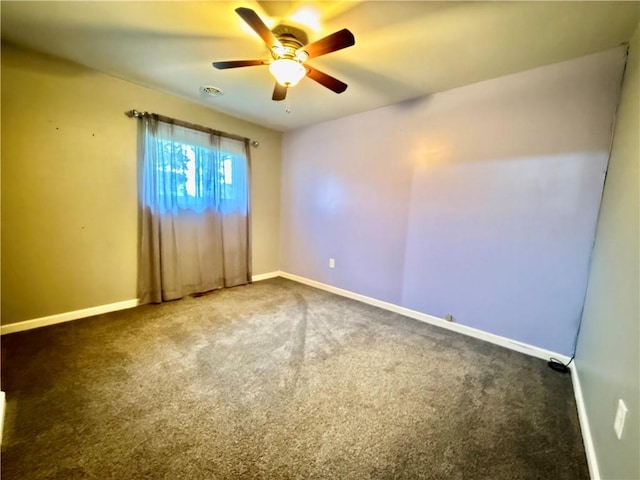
top-left (201, 86), bottom-right (223, 97)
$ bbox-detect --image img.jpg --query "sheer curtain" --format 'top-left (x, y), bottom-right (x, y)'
top-left (137, 115), bottom-right (251, 304)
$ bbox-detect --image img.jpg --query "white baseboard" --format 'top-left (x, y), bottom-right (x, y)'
top-left (278, 271), bottom-right (571, 364)
top-left (1, 273), bottom-right (278, 335)
top-left (571, 363), bottom-right (600, 480)
top-left (0, 299), bottom-right (140, 335)
top-left (2, 271), bottom-right (572, 364)
top-left (251, 271), bottom-right (280, 282)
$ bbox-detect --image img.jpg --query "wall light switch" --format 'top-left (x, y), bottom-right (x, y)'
top-left (614, 398), bottom-right (628, 440)
top-left (329, 258), bottom-right (335, 269)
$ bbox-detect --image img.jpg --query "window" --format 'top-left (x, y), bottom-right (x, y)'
top-left (145, 133), bottom-right (248, 215)
top-left (137, 114), bottom-right (251, 304)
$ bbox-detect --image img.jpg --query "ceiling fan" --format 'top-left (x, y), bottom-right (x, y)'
top-left (212, 7), bottom-right (355, 101)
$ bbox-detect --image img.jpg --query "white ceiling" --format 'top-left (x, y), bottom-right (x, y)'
top-left (2, 1), bottom-right (638, 132)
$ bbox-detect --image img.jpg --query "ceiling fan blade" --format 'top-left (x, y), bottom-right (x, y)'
top-left (306, 66), bottom-right (348, 94)
top-left (235, 7), bottom-right (278, 49)
top-left (212, 60), bottom-right (267, 69)
top-left (302, 29), bottom-right (355, 59)
top-left (272, 83), bottom-right (287, 101)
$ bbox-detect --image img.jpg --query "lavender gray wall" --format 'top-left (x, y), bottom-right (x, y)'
top-left (281, 48), bottom-right (625, 355)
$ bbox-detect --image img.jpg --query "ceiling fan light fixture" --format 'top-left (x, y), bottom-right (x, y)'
top-left (269, 58), bottom-right (306, 87)
top-left (271, 44), bottom-right (287, 57)
top-left (295, 49), bottom-right (309, 62)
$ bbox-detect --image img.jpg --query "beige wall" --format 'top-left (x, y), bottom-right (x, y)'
top-left (1, 42), bottom-right (282, 325)
top-left (575, 24), bottom-right (639, 480)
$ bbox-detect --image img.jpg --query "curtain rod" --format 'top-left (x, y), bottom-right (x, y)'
top-left (125, 110), bottom-right (259, 147)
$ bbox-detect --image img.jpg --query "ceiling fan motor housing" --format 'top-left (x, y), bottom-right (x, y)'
top-left (271, 25), bottom-right (309, 62)
top-left (272, 24), bottom-right (308, 47)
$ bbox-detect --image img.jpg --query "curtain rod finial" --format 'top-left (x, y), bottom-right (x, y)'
top-left (125, 109), bottom-right (145, 118)
top-left (251, 140), bottom-right (259, 148)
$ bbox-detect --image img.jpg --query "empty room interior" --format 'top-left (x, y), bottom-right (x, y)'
top-left (1, 1), bottom-right (638, 479)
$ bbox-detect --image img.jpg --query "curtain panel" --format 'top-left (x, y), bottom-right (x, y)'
top-left (137, 115), bottom-right (251, 304)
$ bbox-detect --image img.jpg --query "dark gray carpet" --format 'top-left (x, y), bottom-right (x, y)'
top-left (1, 277), bottom-right (588, 479)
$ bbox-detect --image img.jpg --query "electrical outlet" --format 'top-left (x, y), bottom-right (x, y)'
top-left (614, 399), bottom-right (628, 440)
top-left (329, 258), bottom-right (335, 269)
top-left (445, 313), bottom-right (454, 322)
